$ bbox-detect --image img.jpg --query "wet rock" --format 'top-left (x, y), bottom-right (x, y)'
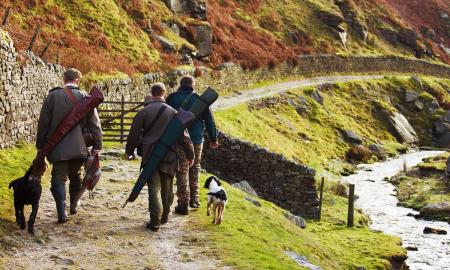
top-left (284, 211), bottom-right (306, 229)
top-left (406, 246), bottom-right (418, 251)
top-left (436, 132), bottom-right (450, 148)
top-left (420, 202), bottom-right (450, 219)
top-left (245, 196), bottom-right (262, 207)
top-left (232, 181), bottom-right (258, 196)
top-left (340, 130), bottom-right (363, 145)
top-left (423, 227), bottom-right (447, 235)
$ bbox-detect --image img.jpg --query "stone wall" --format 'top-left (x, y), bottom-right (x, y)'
top-left (88, 55), bottom-right (450, 103)
top-left (0, 30), bottom-right (63, 148)
top-left (201, 132), bottom-right (320, 219)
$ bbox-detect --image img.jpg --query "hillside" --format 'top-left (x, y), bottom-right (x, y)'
top-left (0, 0), bottom-right (449, 76)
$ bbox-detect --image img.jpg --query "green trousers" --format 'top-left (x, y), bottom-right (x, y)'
top-left (147, 170), bottom-right (174, 225)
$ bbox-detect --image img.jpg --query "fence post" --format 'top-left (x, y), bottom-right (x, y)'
top-left (347, 184), bottom-right (355, 227)
top-left (39, 41), bottom-right (52, 58)
top-left (27, 25), bottom-right (40, 52)
top-left (318, 177), bottom-right (325, 221)
top-left (120, 94), bottom-right (125, 144)
top-left (2, 7), bottom-right (10, 26)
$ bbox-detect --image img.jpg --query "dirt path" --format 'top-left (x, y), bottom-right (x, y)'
top-left (1, 150), bottom-right (226, 270)
top-left (212, 74), bottom-right (384, 111)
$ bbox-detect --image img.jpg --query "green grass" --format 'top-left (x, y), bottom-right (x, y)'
top-left (190, 175), bottom-right (406, 270)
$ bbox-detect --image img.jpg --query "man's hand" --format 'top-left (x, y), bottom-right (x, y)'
top-left (91, 149), bottom-right (100, 156)
top-left (209, 141), bottom-right (219, 149)
top-left (125, 154), bottom-right (136, 161)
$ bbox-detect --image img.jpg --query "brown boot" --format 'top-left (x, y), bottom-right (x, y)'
top-left (174, 204), bottom-right (189, 215)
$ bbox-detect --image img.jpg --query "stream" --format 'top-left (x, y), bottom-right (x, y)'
top-left (342, 151), bottom-right (450, 270)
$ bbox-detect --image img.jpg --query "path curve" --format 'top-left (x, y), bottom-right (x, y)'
top-left (212, 74), bottom-right (384, 111)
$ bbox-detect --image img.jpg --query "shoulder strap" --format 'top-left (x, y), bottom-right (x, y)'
top-left (180, 93), bottom-right (194, 110)
top-left (142, 104), bottom-right (167, 138)
top-left (64, 87), bottom-right (78, 105)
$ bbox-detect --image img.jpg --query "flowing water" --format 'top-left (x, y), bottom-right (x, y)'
top-left (342, 151), bottom-right (450, 270)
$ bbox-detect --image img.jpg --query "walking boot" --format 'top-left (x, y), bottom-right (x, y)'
top-left (69, 176), bottom-right (81, 215)
top-left (50, 185), bottom-right (68, 224)
top-left (161, 212), bottom-right (171, 224)
top-left (147, 216), bottom-right (161, 231)
top-left (189, 200), bottom-right (200, 209)
top-left (174, 203), bottom-right (189, 215)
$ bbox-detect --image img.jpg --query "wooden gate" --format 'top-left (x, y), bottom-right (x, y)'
top-left (98, 95), bottom-right (145, 143)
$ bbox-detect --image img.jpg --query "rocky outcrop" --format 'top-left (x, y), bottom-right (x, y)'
top-left (385, 112), bottom-right (419, 144)
top-left (189, 23), bottom-right (212, 57)
top-left (335, 0), bottom-right (368, 41)
top-left (398, 28), bottom-right (419, 48)
top-left (232, 181), bottom-right (258, 196)
top-left (317, 10), bottom-right (345, 29)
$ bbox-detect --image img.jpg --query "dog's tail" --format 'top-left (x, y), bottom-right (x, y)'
top-left (8, 179), bottom-right (18, 189)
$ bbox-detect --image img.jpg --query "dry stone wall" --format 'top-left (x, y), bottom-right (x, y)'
top-left (201, 132), bottom-right (320, 219)
top-left (0, 30), bottom-right (63, 148)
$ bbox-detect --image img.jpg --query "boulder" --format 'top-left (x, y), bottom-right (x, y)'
top-left (420, 27), bottom-right (435, 39)
top-left (433, 121), bottom-right (450, 136)
top-left (379, 28), bottom-right (399, 46)
top-left (309, 90), bottom-right (324, 105)
top-left (190, 24), bottom-right (212, 57)
top-left (423, 227), bottom-right (447, 235)
top-left (410, 75), bottom-right (423, 90)
top-left (420, 202), bottom-right (450, 219)
top-left (386, 112), bottom-right (419, 144)
top-left (340, 130), bottom-right (363, 144)
top-left (368, 144), bottom-right (388, 159)
top-left (232, 181), bottom-right (258, 196)
top-left (405, 90), bottom-right (419, 103)
top-left (245, 196), bottom-right (262, 207)
top-left (284, 211), bottom-right (306, 229)
top-left (437, 132), bottom-right (450, 148)
top-left (398, 28), bottom-right (418, 48)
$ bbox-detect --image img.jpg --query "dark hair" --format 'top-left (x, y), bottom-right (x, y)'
top-left (150, 83), bottom-right (166, 97)
top-left (179, 75), bottom-right (195, 87)
top-left (63, 68), bottom-right (82, 82)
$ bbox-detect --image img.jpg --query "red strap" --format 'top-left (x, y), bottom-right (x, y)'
top-left (64, 87), bottom-right (78, 105)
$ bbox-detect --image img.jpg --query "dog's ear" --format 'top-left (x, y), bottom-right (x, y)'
top-left (204, 177), bottom-right (213, 188)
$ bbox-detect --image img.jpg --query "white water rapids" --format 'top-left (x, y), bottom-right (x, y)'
top-left (342, 151), bottom-right (450, 270)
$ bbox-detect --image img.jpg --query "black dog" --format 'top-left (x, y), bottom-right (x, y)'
top-left (8, 167), bottom-right (42, 234)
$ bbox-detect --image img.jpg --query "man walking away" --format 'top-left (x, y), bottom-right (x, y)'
top-left (36, 68), bottom-right (102, 223)
top-left (167, 75), bottom-right (219, 215)
top-left (125, 83), bottom-right (194, 231)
